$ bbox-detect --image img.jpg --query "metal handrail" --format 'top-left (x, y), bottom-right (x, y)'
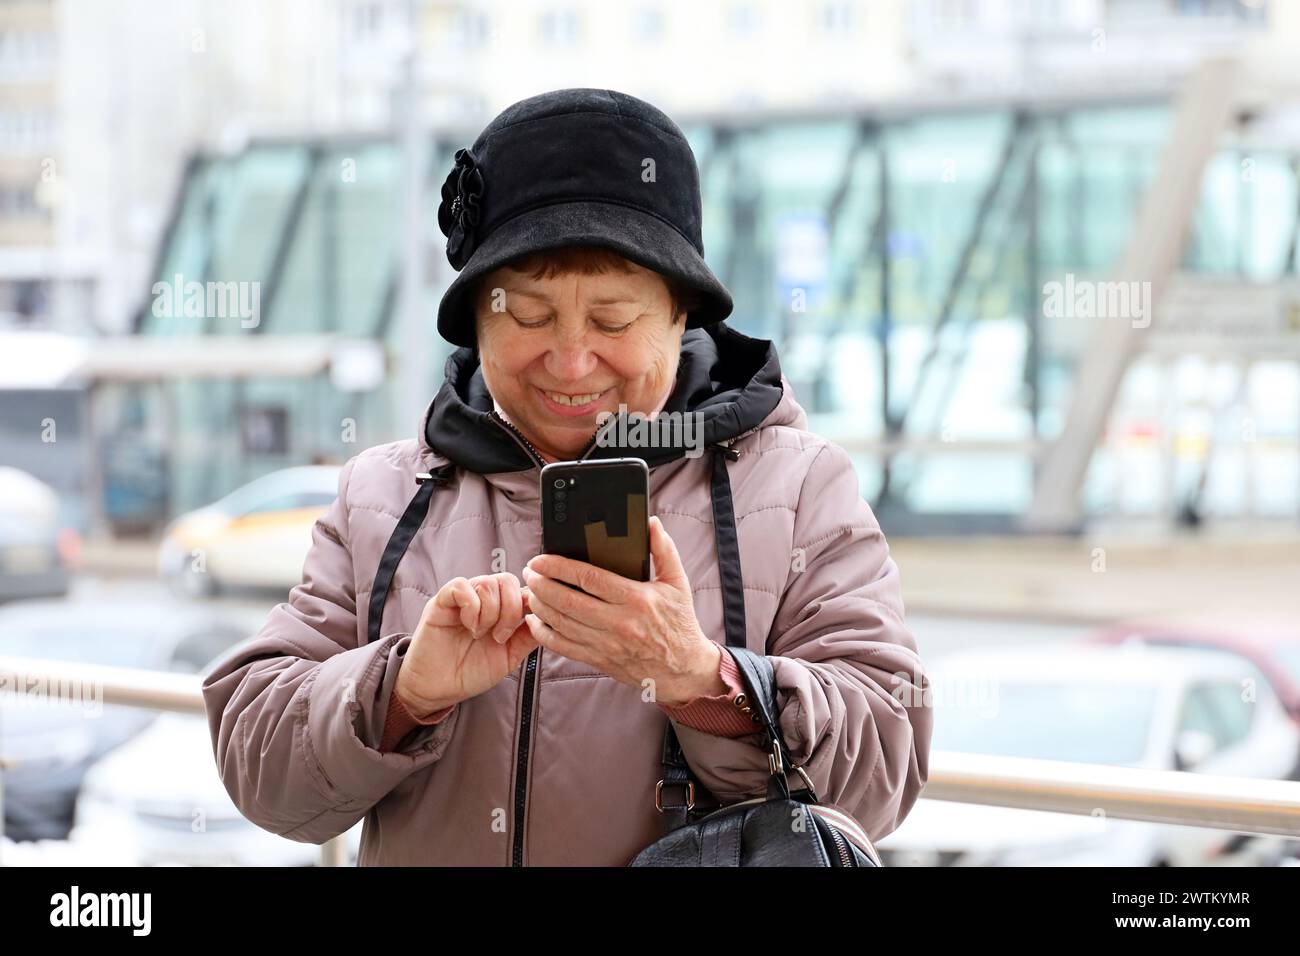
top-left (927, 750), bottom-right (1300, 837)
top-left (4, 654), bottom-right (1300, 867)
top-left (0, 655), bottom-right (350, 867)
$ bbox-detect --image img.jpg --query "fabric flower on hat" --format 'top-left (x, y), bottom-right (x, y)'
top-left (437, 147), bottom-right (485, 270)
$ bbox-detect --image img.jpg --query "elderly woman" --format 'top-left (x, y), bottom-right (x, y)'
top-left (203, 88), bottom-right (930, 866)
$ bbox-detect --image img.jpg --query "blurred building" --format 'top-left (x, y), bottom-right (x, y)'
top-left (4, 0), bottom-right (1299, 537)
top-left (9, 0), bottom-right (1283, 335)
top-left (0, 0), bottom-right (65, 327)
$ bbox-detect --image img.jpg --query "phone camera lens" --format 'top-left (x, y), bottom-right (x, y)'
top-left (553, 478), bottom-right (566, 489)
top-left (555, 512), bottom-right (568, 523)
top-left (555, 500), bottom-right (566, 511)
top-left (554, 489), bottom-right (566, 500)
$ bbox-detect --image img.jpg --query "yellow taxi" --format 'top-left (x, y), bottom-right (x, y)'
top-left (157, 466), bottom-right (340, 595)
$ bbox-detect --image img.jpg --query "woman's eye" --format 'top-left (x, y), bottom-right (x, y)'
top-left (511, 313), bottom-right (551, 328)
top-left (594, 320), bottom-right (632, 334)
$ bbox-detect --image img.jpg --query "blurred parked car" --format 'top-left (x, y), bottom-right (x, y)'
top-left (0, 467), bottom-right (77, 602)
top-left (157, 466), bottom-right (340, 596)
top-left (0, 600), bottom-right (252, 841)
top-left (1089, 613), bottom-right (1300, 741)
top-left (877, 644), bottom-right (1300, 866)
top-left (72, 636), bottom-right (362, 866)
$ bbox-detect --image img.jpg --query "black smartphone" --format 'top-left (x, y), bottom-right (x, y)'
top-left (540, 458), bottom-right (650, 582)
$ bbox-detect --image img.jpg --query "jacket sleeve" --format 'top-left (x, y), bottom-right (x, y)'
top-left (201, 455), bottom-right (459, 844)
top-left (670, 441), bottom-right (932, 842)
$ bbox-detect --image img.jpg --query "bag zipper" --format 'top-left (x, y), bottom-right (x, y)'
top-left (826, 821), bottom-right (854, 867)
top-left (810, 804), bottom-right (881, 865)
top-left (654, 794), bottom-right (858, 867)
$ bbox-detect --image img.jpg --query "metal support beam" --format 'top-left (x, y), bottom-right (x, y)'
top-left (810, 121), bottom-right (879, 412)
top-left (876, 142), bottom-right (896, 505)
top-left (897, 113), bottom-right (1027, 438)
top-left (1024, 131), bottom-right (1041, 439)
top-left (1023, 57), bottom-right (1242, 533)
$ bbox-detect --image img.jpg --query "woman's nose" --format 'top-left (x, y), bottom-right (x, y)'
top-left (544, 333), bottom-right (598, 381)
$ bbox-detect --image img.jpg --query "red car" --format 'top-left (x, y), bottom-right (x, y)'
top-left (1089, 613), bottom-right (1300, 730)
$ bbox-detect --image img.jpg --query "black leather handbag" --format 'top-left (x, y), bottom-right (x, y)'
top-left (630, 644), bottom-right (881, 867)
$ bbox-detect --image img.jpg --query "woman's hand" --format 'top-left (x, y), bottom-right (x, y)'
top-left (395, 572), bottom-right (540, 718)
top-left (521, 517), bottom-right (727, 705)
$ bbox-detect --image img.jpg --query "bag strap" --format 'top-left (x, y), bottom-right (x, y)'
top-left (726, 647), bottom-right (801, 801)
top-left (709, 443), bottom-right (747, 650)
top-left (659, 444), bottom-right (802, 830)
top-left (365, 464), bottom-right (455, 645)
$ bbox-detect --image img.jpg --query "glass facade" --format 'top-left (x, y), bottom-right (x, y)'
top-left (121, 102), bottom-right (1300, 528)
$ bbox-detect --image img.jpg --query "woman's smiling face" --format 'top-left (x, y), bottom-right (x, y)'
top-left (473, 251), bottom-right (685, 463)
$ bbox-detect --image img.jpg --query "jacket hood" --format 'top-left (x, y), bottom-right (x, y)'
top-left (420, 322), bottom-right (788, 473)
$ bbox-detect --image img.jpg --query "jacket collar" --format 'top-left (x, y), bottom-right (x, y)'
top-left (418, 322), bottom-right (784, 474)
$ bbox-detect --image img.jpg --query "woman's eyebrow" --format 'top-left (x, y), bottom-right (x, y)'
top-left (503, 288), bottom-right (550, 303)
top-left (499, 289), bottom-right (642, 307)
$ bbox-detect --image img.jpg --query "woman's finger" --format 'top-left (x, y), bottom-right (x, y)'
top-left (648, 516), bottom-right (690, 590)
top-left (525, 612), bottom-right (590, 665)
top-left (504, 624), bottom-right (542, 670)
top-left (522, 567), bottom-right (612, 629)
top-left (450, 578), bottom-right (482, 635)
top-left (494, 573), bottom-right (523, 643)
top-left (525, 553), bottom-right (631, 604)
top-left (472, 578), bottom-right (500, 639)
top-left (434, 576), bottom-right (468, 609)
top-left (429, 577), bottom-right (478, 632)
top-left (526, 587), bottom-right (606, 648)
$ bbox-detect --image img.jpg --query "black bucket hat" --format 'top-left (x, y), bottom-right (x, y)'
top-left (434, 88), bottom-right (733, 348)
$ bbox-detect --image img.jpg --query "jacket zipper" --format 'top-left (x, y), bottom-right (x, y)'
top-left (489, 410), bottom-right (547, 469)
top-left (491, 410), bottom-right (614, 867)
top-left (486, 408), bottom-right (716, 865)
top-left (484, 411), bottom-right (542, 866)
top-left (488, 408), bottom-right (630, 466)
top-left (511, 648), bottom-right (540, 866)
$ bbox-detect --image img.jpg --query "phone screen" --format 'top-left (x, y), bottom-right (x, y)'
top-left (540, 459), bottom-right (650, 582)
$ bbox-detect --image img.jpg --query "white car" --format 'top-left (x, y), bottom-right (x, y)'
top-left (157, 466), bottom-right (340, 596)
top-left (0, 600), bottom-right (256, 843)
top-left (70, 632), bottom-right (362, 866)
top-left (0, 466), bottom-right (76, 601)
top-left (71, 712), bottom-right (361, 867)
top-left (877, 644), bottom-right (1300, 866)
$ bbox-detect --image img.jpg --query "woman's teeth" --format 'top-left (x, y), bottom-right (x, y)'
top-left (544, 390), bottom-right (602, 407)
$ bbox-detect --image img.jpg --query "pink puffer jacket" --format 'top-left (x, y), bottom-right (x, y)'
top-left (202, 324), bottom-right (932, 865)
